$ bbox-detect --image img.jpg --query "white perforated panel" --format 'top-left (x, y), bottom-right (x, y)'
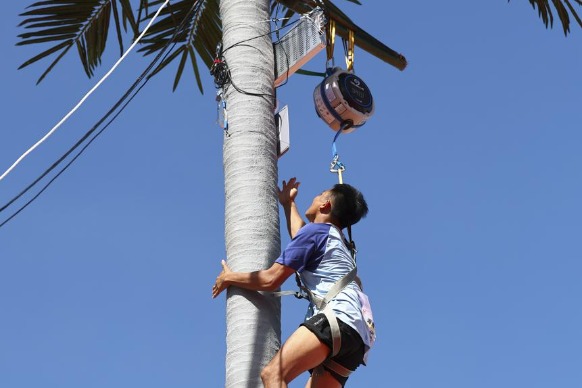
top-left (274, 9), bottom-right (326, 87)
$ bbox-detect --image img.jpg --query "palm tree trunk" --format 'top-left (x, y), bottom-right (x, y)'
top-left (220, 0), bottom-right (281, 386)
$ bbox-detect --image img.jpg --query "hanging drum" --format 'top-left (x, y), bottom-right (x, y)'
top-left (313, 67), bottom-right (375, 133)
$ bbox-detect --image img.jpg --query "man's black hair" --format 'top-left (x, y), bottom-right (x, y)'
top-left (329, 184), bottom-right (368, 228)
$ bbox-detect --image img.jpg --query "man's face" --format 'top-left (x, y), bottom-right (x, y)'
top-left (305, 190), bottom-right (332, 222)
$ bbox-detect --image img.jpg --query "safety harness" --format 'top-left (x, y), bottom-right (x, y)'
top-left (271, 227), bottom-right (359, 378)
top-left (305, 266), bottom-right (358, 378)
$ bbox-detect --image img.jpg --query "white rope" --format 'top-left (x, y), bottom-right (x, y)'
top-left (0, 0), bottom-right (170, 182)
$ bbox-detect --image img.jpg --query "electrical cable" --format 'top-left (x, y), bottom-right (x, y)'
top-left (0, 0), bottom-right (171, 183)
top-left (0, 71), bottom-right (154, 228)
top-left (2, 9), bottom-right (293, 227)
top-left (221, 18), bottom-right (299, 55)
top-left (0, 0), bottom-right (203, 228)
top-left (214, 18), bottom-right (301, 98)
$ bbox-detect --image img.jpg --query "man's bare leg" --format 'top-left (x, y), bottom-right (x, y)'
top-left (261, 326), bottom-right (330, 388)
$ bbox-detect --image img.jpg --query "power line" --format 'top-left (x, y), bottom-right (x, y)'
top-left (0, 6), bottom-right (302, 228)
top-left (0, 0), bottom-right (171, 183)
top-left (0, 0), bottom-right (204, 228)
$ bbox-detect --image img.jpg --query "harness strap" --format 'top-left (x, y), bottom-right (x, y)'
top-left (323, 358), bottom-right (353, 378)
top-left (268, 269), bottom-right (359, 377)
top-left (320, 267), bottom-right (357, 309)
top-left (267, 290), bottom-right (304, 298)
top-left (265, 263), bottom-right (358, 373)
top-left (323, 308), bottom-right (342, 357)
top-left (295, 266), bottom-right (356, 311)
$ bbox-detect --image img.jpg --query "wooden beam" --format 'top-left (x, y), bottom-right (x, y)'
top-left (275, 0), bottom-right (407, 71)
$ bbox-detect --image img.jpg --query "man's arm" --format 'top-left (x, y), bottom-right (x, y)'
top-left (212, 261), bottom-right (295, 298)
top-left (278, 178), bottom-right (306, 239)
top-left (282, 201), bottom-right (305, 239)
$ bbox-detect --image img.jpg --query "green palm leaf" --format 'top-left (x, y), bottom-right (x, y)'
top-left (16, 0), bottom-right (405, 88)
top-left (515, 0), bottom-right (582, 35)
top-left (17, 1), bottom-right (582, 89)
top-left (17, 0), bottom-right (138, 84)
top-left (137, 0), bottom-right (219, 92)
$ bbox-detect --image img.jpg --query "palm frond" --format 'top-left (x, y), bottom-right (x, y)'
top-left (137, 0), bottom-right (220, 92)
top-left (118, 0), bottom-right (140, 36)
top-left (17, 0), bottom-right (138, 83)
top-left (516, 0), bottom-right (582, 35)
top-left (564, 0), bottom-right (582, 27)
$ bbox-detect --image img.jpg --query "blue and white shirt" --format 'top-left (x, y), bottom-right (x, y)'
top-left (275, 223), bottom-right (374, 352)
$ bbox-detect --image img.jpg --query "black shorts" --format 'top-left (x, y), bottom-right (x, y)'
top-left (301, 313), bottom-right (365, 386)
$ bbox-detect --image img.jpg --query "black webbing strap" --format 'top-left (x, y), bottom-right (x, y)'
top-left (346, 225), bottom-right (357, 261)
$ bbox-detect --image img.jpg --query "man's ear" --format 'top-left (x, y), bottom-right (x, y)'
top-left (319, 200), bottom-right (332, 213)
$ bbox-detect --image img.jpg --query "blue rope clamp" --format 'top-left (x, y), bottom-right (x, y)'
top-left (329, 121), bottom-right (353, 184)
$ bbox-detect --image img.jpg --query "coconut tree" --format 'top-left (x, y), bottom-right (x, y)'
top-left (15, 0), bottom-right (582, 386)
top-left (218, 1), bottom-right (281, 386)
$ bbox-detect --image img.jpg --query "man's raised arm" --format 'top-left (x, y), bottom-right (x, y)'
top-left (278, 178), bottom-right (306, 239)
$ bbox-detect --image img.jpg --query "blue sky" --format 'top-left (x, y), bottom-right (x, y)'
top-left (1, 1), bottom-right (581, 387)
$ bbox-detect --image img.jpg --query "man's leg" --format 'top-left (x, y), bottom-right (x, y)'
top-left (261, 326), bottom-right (330, 388)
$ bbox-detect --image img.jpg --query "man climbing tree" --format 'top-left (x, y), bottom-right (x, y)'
top-left (212, 177), bottom-right (375, 387)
